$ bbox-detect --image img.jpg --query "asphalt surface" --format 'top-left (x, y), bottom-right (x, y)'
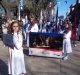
top-left (0, 40), bottom-right (80, 75)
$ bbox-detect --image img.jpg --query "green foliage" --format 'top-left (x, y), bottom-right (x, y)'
top-left (0, 0), bottom-right (57, 18)
top-left (24, 0), bottom-right (33, 10)
top-left (23, 0), bottom-right (57, 18)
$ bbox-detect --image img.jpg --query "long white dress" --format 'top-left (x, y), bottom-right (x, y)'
top-left (62, 30), bottom-right (72, 53)
top-left (8, 32), bottom-right (26, 75)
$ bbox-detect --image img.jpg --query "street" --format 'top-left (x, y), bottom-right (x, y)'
top-left (0, 0), bottom-right (79, 75)
top-left (0, 41), bottom-right (80, 75)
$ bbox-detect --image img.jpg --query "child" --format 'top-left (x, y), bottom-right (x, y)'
top-left (8, 21), bottom-right (26, 75)
top-left (62, 23), bottom-right (72, 60)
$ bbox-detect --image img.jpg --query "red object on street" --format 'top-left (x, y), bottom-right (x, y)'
top-left (72, 14), bottom-right (76, 41)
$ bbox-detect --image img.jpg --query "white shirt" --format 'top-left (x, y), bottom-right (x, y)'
top-left (13, 32), bottom-right (23, 50)
top-left (42, 29), bottom-right (51, 33)
top-left (63, 31), bottom-right (71, 39)
top-left (2, 24), bottom-right (8, 34)
top-left (30, 23), bottom-right (39, 32)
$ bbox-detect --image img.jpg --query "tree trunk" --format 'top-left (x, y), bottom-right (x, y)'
top-left (0, 0), bottom-right (11, 18)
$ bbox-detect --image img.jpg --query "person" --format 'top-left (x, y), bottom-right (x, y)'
top-left (8, 21), bottom-right (26, 75)
top-left (2, 21), bottom-right (8, 34)
top-left (23, 20), bottom-right (30, 44)
top-left (26, 14), bottom-right (39, 47)
top-left (7, 17), bottom-right (11, 23)
top-left (42, 25), bottom-right (51, 33)
top-left (19, 18), bottom-right (24, 34)
top-left (27, 14), bottom-right (39, 33)
top-left (62, 23), bottom-right (72, 60)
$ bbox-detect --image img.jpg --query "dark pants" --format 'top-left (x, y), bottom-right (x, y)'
top-left (79, 35), bottom-right (80, 41)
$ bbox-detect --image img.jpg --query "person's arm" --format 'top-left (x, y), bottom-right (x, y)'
top-left (63, 31), bottom-right (71, 39)
top-left (26, 24), bottom-right (31, 33)
top-left (13, 34), bottom-right (23, 50)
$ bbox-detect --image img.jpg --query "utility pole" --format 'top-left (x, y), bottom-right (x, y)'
top-left (18, 0), bottom-right (20, 20)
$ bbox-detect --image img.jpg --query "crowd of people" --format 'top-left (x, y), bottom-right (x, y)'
top-left (1, 13), bottom-right (80, 75)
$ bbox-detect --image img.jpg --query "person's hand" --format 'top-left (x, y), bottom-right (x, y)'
top-left (63, 33), bottom-right (66, 35)
top-left (3, 44), bottom-right (7, 47)
top-left (26, 30), bottom-right (31, 34)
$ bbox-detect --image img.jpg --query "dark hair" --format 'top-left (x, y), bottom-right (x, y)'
top-left (29, 14), bottom-right (37, 25)
top-left (8, 21), bottom-right (20, 34)
top-left (29, 13), bottom-right (36, 18)
top-left (65, 23), bottom-right (72, 31)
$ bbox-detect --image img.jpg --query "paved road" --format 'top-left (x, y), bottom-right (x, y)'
top-left (0, 41), bottom-right (80, 75)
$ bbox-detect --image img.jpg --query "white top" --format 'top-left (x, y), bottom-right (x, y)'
top-left (30, 23), bottom-right (39, 32)
top-left (2, 24), bottom-right (8, 34)
top-left (26, 23), bottom-right (38, 47)
top-left (63, 31), bottom-right (71, 39)
top-left (42, 29), bottom-right (51, 33)
top-left (13, 33), bottom-right (23, 50)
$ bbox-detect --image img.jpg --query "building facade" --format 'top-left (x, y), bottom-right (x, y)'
top-left (67, 0), bottom-right (80, 25)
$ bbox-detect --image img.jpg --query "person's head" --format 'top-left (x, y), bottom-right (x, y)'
top-left (3, 21), bottom-right (6, 24)
top-left (65, 23), bottom-right (72, 31)
top-left (3, 19), bottom-right (7, 24)
top-left (44, 18), bottom-right (47, 23)
top-left (9, 21), bottom-right (20, 33)
top-left (29, 14), bottom-right (37, 25)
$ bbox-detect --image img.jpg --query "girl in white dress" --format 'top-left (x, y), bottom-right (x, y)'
top-left (62, 23), bottom-right (72, 60)
top-left (8, 21), bottom-right (26, 75)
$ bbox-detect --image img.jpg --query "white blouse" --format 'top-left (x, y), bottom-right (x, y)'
top-left (13, 33), bottom-right (23, 50)
top-left (63, 31), bottom-right (71, 39)
top-left (30, 23), bottom-right (39, 32)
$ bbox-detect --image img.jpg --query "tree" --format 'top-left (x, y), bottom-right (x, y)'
top-left (0, 0), bottom-right (57, 19)
top-left (0, 0), bottom-right (19, 18)
top-left (24, 0), bottom-right (57, 18)
top-left (0, 0), bottom-right (11, 18)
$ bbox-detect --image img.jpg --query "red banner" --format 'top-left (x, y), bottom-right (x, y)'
top-left (72, 14), bottom-right (76, 41)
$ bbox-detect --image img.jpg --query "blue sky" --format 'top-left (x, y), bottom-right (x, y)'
top-left (55, 0), bottom-right (76, 18)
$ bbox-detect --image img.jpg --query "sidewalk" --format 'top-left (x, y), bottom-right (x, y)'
top-left (0, 41), bottom-right (80, 75)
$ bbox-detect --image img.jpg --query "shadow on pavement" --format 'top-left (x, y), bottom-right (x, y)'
top-left (23, 49), bottom-right (29, 56)
top-left (0, 34), bottom-right (2, 41)
top-left (0, 59), bottom-right (8, 75)
top-left (30, 71), bottom-right (66, 75)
